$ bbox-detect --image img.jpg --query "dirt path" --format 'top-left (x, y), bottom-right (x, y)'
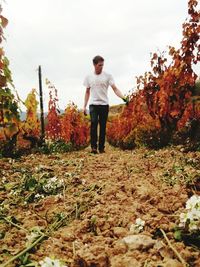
top-left (0, 144), bottom-right (200, 266)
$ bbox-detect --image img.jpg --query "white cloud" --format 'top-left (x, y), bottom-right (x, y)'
top-left (2, 0), bottom-right (199, 111)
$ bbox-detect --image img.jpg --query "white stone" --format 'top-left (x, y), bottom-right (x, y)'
top-left (122, 234), bottom-right (155, 250)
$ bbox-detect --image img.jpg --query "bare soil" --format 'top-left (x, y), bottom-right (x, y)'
top-left (0, 144), bottom-right (200, 266)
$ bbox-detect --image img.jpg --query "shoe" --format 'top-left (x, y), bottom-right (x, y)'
top-left (91, 148), bottom-right (98, 154)
top-left (99, 149), bottom-right (105, 153)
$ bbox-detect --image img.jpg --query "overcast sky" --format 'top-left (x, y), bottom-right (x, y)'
top-left (2, 0), bottom-right (199, 111)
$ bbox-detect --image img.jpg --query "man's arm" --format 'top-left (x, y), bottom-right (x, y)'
top-left (83, 87), bottom-right (90, 115)
top-left (111, 84), bottom-right (124, 99)
top-left (111, 84), bottom-right (129, 105)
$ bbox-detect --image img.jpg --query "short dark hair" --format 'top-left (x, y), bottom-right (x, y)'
top-left (93, 55), bottom-right (104, 65)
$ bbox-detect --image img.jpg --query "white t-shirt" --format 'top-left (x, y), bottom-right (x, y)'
top-left (83, 71), bottom-right (115, 105)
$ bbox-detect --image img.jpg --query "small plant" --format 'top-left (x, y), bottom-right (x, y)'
top-left (179, 195), bottom-right (200, 231)
top-left (26, 227), bottom-right (43, 246)
top-left (42, 176), bottom-right (63, 194)
top-left (21, 173), bottom-right (64, 203)
top-left (39, 257), bottom-right (67, 267)
top-left (174, 195), bottom-right (200, 247)
top-left (89, 215), bottom-right (98, 235)
top-left (130, 218), bottom-right (145, 234)
top-left (38, 139), bottom-right (73, 154)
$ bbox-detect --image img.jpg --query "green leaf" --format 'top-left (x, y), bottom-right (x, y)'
top-left (174, 229), bottom-right (182, 241)
top-left (0, 231), bottom-right (5, 239)
top-left (0, 88), bottom-right (11, 97)
top-left (25, 263), bottom-right (38, 267)
top-left (24, 176), bottom-right (38, 191)
top-left (19, 252), bottom-right (30, 265)
top-left (25, 192), bottom-right (35, 203)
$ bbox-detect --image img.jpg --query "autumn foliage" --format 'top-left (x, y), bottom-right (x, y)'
top-left (45, 79), bottom-right (62, 140)
top-left (21, 89), bottom-right (40, 137)
top-left (0, 7), bottom-right (20, 143)
top-left (107, 0), bottom-right (200, 149)
top-left (45, 80), bottom-right (89, 148)
top-left (61, 103), bottom-right (90, 147)
top-left (16, 80), bottom-right (90, 152)
top-left (0, 1), bottom-right (199, 155)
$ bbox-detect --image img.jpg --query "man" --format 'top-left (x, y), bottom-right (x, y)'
top-left (83, 55), bottom-right (128, 154)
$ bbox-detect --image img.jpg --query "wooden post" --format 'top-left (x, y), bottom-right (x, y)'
top-left (38, 65), bottom-right (45, 144)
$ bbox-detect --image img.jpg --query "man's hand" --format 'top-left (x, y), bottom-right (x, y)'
top-left (83, 107), bottom-right (87, 116)
top-left (122, 96), bottom-right (129, 106)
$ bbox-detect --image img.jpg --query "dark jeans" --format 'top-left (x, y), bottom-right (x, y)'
top-left (89, 104), bottom-right (109, 151)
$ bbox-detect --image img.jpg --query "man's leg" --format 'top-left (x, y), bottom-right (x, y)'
top-left (89, 105), bottom-right (98, 152)
top-left (98, 105), bottom-right (109, 152)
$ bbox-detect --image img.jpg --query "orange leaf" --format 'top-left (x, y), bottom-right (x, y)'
top-left (0, 15), bottom-right (8, 28)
